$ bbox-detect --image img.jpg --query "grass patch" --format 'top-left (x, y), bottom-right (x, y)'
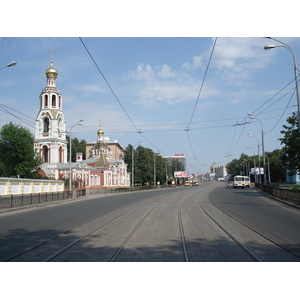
top-left (289, 185), bottom-right (300, 190)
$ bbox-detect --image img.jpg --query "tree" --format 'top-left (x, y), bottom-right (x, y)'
top-left (265, 149), bottom-right (286, 183)
top-left (169, 158), bottom-right (185, 176)
top-left (279, 112), bottom-right (300, 176)
top-left (66, 135), bottom-right (87, 162)
top-left (0, 122), bottom-right (42, 178)
top-left (226, 149), bottom-right (286, 183)
top-left (226, 158), bottom-right (244, 179)
top-left (124, 144), bottom-right (169, 186)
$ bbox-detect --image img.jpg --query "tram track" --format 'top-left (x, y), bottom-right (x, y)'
top-left (4, 184), bottom-right (298, 262)
top-left (197, 201), bottom-right (262, 262)
top-left (198, 183), bottom-right (300, 262)
top-left (106, 194), bottom-right (191, 262)
top-left (4, 208), bottom-right (130, 262)
top-left (5, 194), bottom-right (183, 262)
top-left (45, 194), bottom-right (189, 262)
top-left (208, 195), bottom-right (300, 261)
top-left (178, 207), bottom-right (190, 262)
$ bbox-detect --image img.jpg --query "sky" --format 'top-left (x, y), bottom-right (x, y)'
top-left (1, 36), bottom-right (299, 174)
top-left (1, 1), bottom-right (300, 175)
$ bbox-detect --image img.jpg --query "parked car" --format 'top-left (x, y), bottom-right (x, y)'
top-left (169, 184), bottom-right (176, 187)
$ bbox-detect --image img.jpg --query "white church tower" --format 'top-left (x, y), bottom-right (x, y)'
top-left (34, 55), bottom-right (68, 164)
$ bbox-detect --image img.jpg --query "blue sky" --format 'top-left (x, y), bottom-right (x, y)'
top-left (1, 36), bottom-right (299, 174)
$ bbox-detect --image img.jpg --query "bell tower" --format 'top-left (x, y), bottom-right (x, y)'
top-left (34, 53), bottom-right (67, 164)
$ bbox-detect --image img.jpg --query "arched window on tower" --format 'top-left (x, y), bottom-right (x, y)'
top-left (52, 95), bottom-right (56, 107)
top-left (59, 146), bottom-right (63, 163)
top-left (44, 95), bottom-right (48, 107)
top-left (43, 118), bottom-right (49, 133)
top-left (43, 145), bottom-right (49, 162)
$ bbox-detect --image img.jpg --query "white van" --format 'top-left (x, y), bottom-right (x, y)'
top-left (233, 175), bottom-right (250, 188)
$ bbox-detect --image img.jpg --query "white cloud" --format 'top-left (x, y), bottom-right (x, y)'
top-left (182, 55), bottom-right (203, 70)
top-left (128, 63), bottom-right (179, 81)
top-left (69, 83), bottom-right (107, 97)
top-left (211, 37), bottom-right (272, 82)
top-left (156, 64), bottom-right (177, 79)
top-left (125, 59), bottom-right (220, 108)
top-left (128, 63), bottom-right (155, 81)
top-left (134, 79), bottom-right (219, 107)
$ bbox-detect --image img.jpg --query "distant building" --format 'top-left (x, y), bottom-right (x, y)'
top-left (215, 164), bottom-right (228, 180)
top-left (205, 172), bottom-right (215, 181)
top-left (206, 163), bottom-right (228, 181)
top-left (286, 172), bottom-right (300, 184)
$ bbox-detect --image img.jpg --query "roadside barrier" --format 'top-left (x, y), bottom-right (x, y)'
top-left (0, 191), bottom-right (72, 209)
top-left (255, 183), bottom-right (300, 206)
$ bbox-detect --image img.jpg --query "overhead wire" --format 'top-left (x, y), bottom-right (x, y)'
top-left (79, 37), bottom-right (140, 134)
top-left (251, 76), bottom-right (296, 116)
top-left (185, 37), bottom-right (218, 160)
top-left (79, 37), bottom-right (165, 155)
top-left (187, 37), bottom-right (218, 128)
top-left (225, 75), bottom-right (299, 158)
top-left (264, 88), bottom-right (295, 134)
top-left (0, 103), bottom-right (36, 130)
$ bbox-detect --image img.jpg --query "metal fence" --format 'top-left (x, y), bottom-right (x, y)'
top-left (255, 183), bottom-right (300, 206)
top-left (0, 191), bottom-right (73, 209)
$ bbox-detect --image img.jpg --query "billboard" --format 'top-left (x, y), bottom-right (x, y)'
top-left (250, 168), bottom-right (264, 175)
top-left (174, 171), bottom-right (188, 178)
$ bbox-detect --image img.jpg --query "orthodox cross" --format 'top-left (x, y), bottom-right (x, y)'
top-left (49, 50), bottom-right (56, 62)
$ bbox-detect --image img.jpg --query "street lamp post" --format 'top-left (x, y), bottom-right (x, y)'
top-left (248, 113), bottom-right (267, 185)
top-left (154, 154), bottom-right (156, 188)
top-left (165, 159), bottom-right (168, 186)
top-left (0, 61), bottom-right (17, 71)
top-left (243, 160), bottom-right (249, 177)
top-left (131, 142), bottom-right (141, 190)
top-left (265, 155), bottom-right (271, 183)
top-left (264, 37), bottom-right (300, 134)
top-left (69, 119), bottom-right (84, 195)
top-left (248, 132), bottom-right (261, 183)
top-left (246, 145), bottom-right (256, 182)
top-left (153, 152), bottom-right (160, 188)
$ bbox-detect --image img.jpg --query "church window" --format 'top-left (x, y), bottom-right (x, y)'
top-left (44, 95), bottom-right (48, 107)
top-left (43, 118), bottom-right (49, 133)
top-left (52, 95), bottom-right (56, 107)
top-left (59, 146), bottom-right (63, 163)
top-left (43, 145), bottom-right (49, 162)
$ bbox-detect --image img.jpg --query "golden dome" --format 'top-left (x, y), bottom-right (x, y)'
top-left (45, 61), bottom-right (58, 77)
top-left (97, 128), bottom-right (104, 136)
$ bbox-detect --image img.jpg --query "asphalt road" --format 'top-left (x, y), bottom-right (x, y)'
top-left (0, 188), bottom-right (173, 261)
top-left (209, 183), bottom-right (300, 256)
top-left (1, 182), bottom-right (300, 261)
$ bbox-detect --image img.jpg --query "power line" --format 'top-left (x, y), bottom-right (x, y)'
top-left (79, 37), bottom-right (140, 133)
top-left (185, 37), bottom-right (217, 160)
top-left (79, 37), bottom-right (165, 155)
top-left (264, 89), bottom-right (295, 134)
top-left (187, 37), bottom-right (218, 128)
top-left (0, 103), bottom-right (35, 120)
top-left (251, 75), bottom-right (298, 117)
top-left (0, 104), bottom-right (36, 130)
